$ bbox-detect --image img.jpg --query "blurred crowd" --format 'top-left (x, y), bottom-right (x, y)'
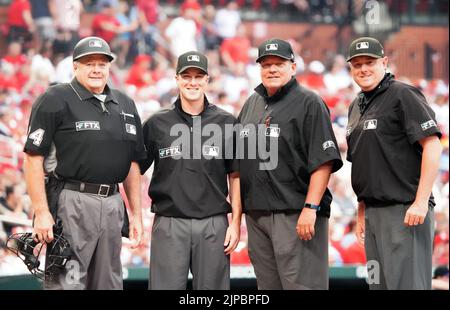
top-left (0, 0), bottom-right (448, 286)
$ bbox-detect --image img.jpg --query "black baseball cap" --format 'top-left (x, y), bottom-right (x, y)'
top-left (176, 51), bottom-right (208, 75)
top-left (347, 37), bottom-right (384, 62)
top-left (73, 36), bottom-right (114, 62)
top-left (256, 38), bottom-right (295, 63)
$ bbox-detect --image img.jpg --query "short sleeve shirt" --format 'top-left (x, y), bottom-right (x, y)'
top-left (24, 78), bottom-right (146, 184)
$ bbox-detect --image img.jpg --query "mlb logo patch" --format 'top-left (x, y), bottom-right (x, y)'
top-left (363, 119), bottom-right (377, 130)
top-left (240, 129), bottom-right (249, 138)
top-left (125, 123), bottom-right (136, 135)
top-left (88, 40), bottom-right (102, 48)
top-left (187, 55), bottom-right (200, 62)
top-left (203, 145), bottom-right (220, 157)
top-left (265, 126), bottom-right (280, 138)
top-left (266, 43), bottom-right (278, 51)
top-left (356, 42), bottom-right (369, 50)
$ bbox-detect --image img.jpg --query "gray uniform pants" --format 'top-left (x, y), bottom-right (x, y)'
top-left (246, 210), bottom-right (329, 290)
top-left (364, 203), bottom-right (434, 290)
top-left (149, 214), bottom-right (230, 290)
top-left (44, 189), bottom-right (124, 290)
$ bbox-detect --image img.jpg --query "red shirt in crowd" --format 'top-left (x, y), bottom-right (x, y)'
top-left (297, 73), bottom-right (326, 91)
top-left (0, 70), bottom-right (28, 92)
top-left (136, 0), bottom-right (159, 25)
top-left (220, 37), bottom-right (251, 65)
top-left (91, 13), bottom-right (121, 43)
top-left (2, 54), bottom-right (27, 67)
top-left (340, 242), bottom-right (367, 264)
top-left (7, 0), bottom-right (31, 28)
top-left (125, 55), bottom-right (154, 89)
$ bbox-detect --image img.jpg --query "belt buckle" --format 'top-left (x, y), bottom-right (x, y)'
top-left (98, 185), bottom-right (110, 197)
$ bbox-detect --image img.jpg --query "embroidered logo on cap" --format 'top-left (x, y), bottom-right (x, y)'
top-left (187, 55), bottom-right (200, 62)
top-left (88, 40), bottom-right (102, 48)
top-left (266, 43), bottom-right (279, 51)
top-left (356, 42), bottom-right (369, 50)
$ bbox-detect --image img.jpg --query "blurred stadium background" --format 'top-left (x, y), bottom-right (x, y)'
top-left (0, 0), bottom-right (448, 290)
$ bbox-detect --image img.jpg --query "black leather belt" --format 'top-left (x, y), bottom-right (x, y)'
top-left (64, 180), bottom-right (118, 197)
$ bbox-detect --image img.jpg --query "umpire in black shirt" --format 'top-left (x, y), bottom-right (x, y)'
top-left (237, 39), bottom-right (342, 289)
top-left (139, 51), bottom-right (242, 290)
top-left (346, 37), bottom-right (442, 289)
top-left (23, 36), bottom-right (146, 289)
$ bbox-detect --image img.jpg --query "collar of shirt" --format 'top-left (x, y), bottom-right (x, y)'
top-left (254, 76), bottom-right (298, 103)
top-left (70, 78), bottom-right (119, 105)
top-left (358, 73), bottom-right (394, 114)
top-left (93, 93), bottom-right (107, 102)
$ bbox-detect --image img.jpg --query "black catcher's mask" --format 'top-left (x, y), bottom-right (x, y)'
top-left (6, 219), bottom-right (72, 280)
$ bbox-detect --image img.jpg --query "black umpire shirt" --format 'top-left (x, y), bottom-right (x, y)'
top-left (24, 78), bottom-right (146, 184)
top-left (237, 77), bottom-right (343, 218)
top-left (346, 73), bottom-right (442, 207)
top-left (139, 97), bottom-right (237, 219)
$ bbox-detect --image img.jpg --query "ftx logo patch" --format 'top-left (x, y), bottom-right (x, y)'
top-left (322, 140), bottom-right (336, 151)
top-left (159, 146), bottom-right (181, 158)
top-left (76, 121), bottom-right (100, 131)
top-left (421, 120), bottom-right (437, 131)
